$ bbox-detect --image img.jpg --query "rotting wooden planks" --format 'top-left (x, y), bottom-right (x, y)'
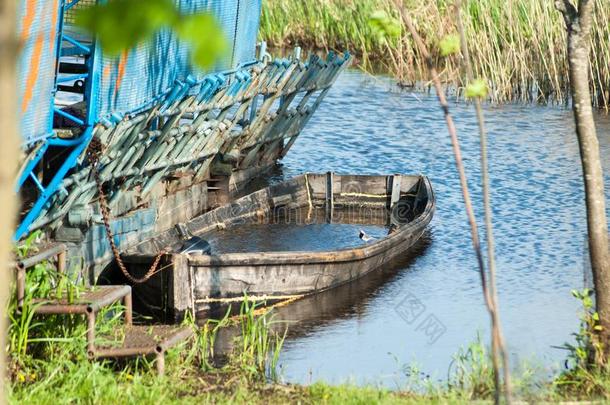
top-left (122, 173), bottom-right (434, 321)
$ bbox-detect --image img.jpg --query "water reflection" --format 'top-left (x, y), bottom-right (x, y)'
top-left (208, 234), bottom-right (432, 370)
top-left (270, 69), bottom-right (610, 387)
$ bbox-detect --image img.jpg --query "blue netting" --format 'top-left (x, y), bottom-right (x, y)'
top-left (233, 0), bottom-right (261, 68)
top-left (95, 0), bottom-right (262, 120)
top-left (17, 0), bottom-right (63, 145)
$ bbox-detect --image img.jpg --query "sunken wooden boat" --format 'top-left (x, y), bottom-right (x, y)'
top-left (121, 173), bottom-right (434, 320)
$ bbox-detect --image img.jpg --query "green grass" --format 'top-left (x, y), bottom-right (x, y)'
top-left (2, 259), bottom-right (497, 404)
top-left (7, 242), bottom-right (610, 403)
top-left (260, 0), bottom-right (610, 109)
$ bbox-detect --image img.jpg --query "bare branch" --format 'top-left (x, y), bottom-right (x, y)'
top-left (454, 0), bottom-right (512, 404)
top-left (455, 2), bottom-right (513, 404)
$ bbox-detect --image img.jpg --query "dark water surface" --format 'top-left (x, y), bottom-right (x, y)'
top-left (243, 69), bottom-right (610, 388)
top-left (205, 223), bottom-right (387, 254)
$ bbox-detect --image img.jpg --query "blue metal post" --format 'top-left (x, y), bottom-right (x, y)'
top-left (14, 0), bottom-right (102, 241)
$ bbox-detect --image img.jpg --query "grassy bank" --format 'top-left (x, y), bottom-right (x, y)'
top-left (8, 292), bottom-right (606, 404)
top-left (5, 255), bottom-right (420, 404)
top-left (260, 0), bottom-right (610, 109)
top-left (5, 291), bottom-right (432, 404)
top-left (4, 306), bottom-right (528, 405)
top-left (10, 306), bottom-right (605, 405)
top-left (7, 248), bottom-right (610, 403)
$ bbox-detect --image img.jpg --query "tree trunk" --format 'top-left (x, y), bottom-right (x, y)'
top-left (455, 3), bottom-right (513, 402)
top-left (0, 0), bottom-right (19, 402)
top-left (557, 0), bottom-right (610, 360)
top-left (396, 2), bottom-right (513, 403)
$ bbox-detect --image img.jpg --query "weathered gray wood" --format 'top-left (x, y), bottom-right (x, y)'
top-left (326, 172), bottom-right (334, 223)
top-left (390, 175), bottom-right (402, 208)
top-left (168, 254), bottom-right (192, 321)
top-left (123, 173), bottom-right (434, 319)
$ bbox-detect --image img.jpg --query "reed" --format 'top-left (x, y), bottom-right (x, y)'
top-left (7, 268), bottom-right (287, 403)
top-left (236, 296), bottom-right (287, 381)
top-left (260, 0), bottom-right (610, 109)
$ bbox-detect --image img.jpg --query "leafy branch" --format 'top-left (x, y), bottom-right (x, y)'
top-left (76, 0), bottom-right (227, 69)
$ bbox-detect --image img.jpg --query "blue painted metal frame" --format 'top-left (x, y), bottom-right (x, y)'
top-left (14, 0), bottom-right (99, 241)
top-left (63, 34), bottom-right (91, 54)
top-left (14, 0), bottom-right (261, 241)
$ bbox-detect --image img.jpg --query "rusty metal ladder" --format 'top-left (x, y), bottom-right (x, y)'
top-left (13, 244), bottom-right (193, 375)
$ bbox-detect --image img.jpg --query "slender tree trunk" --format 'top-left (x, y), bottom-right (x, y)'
top-left (557, 0), bottom-right (610, 362)
top-left (395, 1), bottom-right (512, 402)
top-left (0, 0), bottom-right (18, 402)
top-left (455, 3), bottom-right (513, 402)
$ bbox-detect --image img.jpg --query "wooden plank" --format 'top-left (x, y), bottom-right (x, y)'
top-left (168, 254), bottom-right (193, 321)
top-left (326, 172), bottom-right (334, 223)
top-left (399, 176), bottom-right (421, 193)
top-left (390, 175), bottom-right (402, 208)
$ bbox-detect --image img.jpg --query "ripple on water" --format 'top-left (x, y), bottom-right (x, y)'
top-left (257, 69), bottom-right (610, 387)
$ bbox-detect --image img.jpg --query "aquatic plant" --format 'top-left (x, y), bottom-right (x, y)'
top-left (260, 0), bottom-right (610, 109)
top-left (554, 289), bottom-right (610, 399)
top-left (443, 336), bottom-right (547, 402)
top-left (448, 337), bottom-right (496, 399)
top-left (236, 296), bottom-right (287, 381)
top-left (185, 307), bottom-right (231, 371)
top-left (7, 251), bottom-right (290, 403)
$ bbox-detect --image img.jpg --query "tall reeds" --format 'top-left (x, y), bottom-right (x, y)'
top-left (261, 0), bottom-right (610, 109)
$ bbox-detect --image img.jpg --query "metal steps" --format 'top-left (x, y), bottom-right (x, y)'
top-left (92, 325), bottom-right (193, 375)
top-left (31, 285), bottom-right (132, 353)
top-left (14, 245), bottom-right (193, 375)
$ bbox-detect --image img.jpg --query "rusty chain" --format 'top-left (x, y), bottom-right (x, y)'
top-left (87, 137), bottom-right (167, 284)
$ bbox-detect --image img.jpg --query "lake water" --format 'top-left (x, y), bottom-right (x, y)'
top-left (256, 69), bottom-right (610, 388)
top-left (205, 222), bottom-right (388, 254)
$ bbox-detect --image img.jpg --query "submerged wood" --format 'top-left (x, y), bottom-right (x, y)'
top-left (122, 173), bottom-right (435, 320)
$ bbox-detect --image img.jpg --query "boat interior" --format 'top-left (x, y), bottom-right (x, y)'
top-left (125, 173), bottom-right (430, 257)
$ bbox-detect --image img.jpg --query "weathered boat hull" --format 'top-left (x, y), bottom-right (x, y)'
top-left (122, 173), bottom-right (435, 320)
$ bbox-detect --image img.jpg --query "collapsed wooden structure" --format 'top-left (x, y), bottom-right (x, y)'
top-left (16, 0), bottom-right (351, 279)
top-left (122, 173), bottom-right (435, 320)
top-left (13, 0), bottom-right (350, 373)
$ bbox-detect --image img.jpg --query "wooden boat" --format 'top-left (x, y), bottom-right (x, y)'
top-left (121, 173), bottom-right (435, 320)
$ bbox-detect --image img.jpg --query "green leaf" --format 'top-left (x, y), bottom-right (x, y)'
top-left (368, 10), bottom-right (401, 39)
top-left (465, 78), bottom-right (488, 99)
top-left (173, 14), bottom-right (227, 69)
top-left (76, 0), bottom-right (178, 56)
top-left (439, 34), bottom-right (460, 57)
top-left (594, 325), bottom-right (603, 331)
top-left (76, 0), bottom-right (226, 69)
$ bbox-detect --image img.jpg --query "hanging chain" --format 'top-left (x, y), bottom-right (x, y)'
top-left (87, 137), bottom-right (167, 284)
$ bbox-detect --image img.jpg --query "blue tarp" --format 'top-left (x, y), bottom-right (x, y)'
top-left (17, 0), bottom-right (262, 143)
top-left (94, 0), bottom-right (262, 120)
top-left (17, 0), bottom-right (63, 145)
